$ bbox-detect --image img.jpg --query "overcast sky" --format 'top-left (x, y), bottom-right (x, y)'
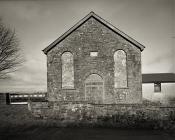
top-left (0, 0), bottom-right (174, 92)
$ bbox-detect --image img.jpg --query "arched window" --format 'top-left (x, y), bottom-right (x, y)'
top-left (61, 52), bottom-right (74, 89)
top-left (114, 50), bottom-right (127, 88)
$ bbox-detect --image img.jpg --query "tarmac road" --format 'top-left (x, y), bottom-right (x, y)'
top-left (0, 127), bottom-right (175, 140)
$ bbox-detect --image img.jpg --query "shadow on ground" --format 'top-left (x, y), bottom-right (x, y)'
top-left (0, 127), bottom-right (175, 140)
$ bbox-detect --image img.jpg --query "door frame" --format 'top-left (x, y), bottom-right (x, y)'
top-left (84, 73), bottom-right (104, 104)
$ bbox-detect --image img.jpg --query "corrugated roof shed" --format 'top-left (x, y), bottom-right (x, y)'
top-left (142, 73), bottom-right (175, 83)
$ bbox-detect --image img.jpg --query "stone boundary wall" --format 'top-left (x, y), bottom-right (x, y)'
top-left (0, 93), bottom-right (7, 105)
top-left (29, 101), bottom-right (175, 123)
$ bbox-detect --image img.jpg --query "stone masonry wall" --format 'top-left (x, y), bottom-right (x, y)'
top-left (29, 101), bottom-right (175, 127)
top-left (47, 17), bottom-right (142, 104)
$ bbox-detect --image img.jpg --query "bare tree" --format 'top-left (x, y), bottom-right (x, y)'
top-left (0, 19), bottom-right (23, 79)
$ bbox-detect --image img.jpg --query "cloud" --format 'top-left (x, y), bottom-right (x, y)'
top-left (0, 55), bottom-right (47, 92)
top-left (0, 0), bottom-right (174, 93)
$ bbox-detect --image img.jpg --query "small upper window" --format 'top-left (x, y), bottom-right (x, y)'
top-left (90, 52), bottom-right (98, 57)
top-left (154, 82), bottom-right (161, 92)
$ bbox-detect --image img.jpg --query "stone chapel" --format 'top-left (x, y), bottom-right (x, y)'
top-left (43, 11), bottom-right (145, 105)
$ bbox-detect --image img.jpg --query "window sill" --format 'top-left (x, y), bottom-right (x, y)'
top-left (61, 88), bottom-right (76, 90)
top-left (114, 87), bottom-right (129, 89)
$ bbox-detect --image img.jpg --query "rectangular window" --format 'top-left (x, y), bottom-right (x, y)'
top-left (154, 82), bottom-right (161, 92)
top-left (90, 52), bottom-right (98, 57)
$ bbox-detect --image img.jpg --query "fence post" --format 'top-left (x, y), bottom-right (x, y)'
top-left (6, 93), bottom-right (11, 105)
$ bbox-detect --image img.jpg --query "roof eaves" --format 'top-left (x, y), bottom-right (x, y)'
top-left (142, 73), bottom-right (175, 83)
top-left (91, 12), bottom-right (145, 51)
top-left (42, 12), bottom-right (94, 54)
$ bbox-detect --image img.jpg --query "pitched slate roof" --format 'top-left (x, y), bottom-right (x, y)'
top-left (43, 11), bottom-right (145, 54)
top-left (142, 73), bottom-right (175, 83)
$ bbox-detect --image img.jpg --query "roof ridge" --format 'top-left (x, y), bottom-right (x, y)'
top-left (43, 11), bottom-right (145, 54)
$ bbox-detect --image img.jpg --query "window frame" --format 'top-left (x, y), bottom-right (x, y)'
top-left (61, 51), bottom-right (75, 89)
top-left (154, 82), bottom-right (161, 93)
top-left (90, 51), bottom-right (98, 57)
top-left (113, 49), bottom-right (128, 89)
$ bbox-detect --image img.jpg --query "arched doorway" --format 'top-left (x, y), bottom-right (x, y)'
top-left (85, 74), bottom-right (104, 104)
